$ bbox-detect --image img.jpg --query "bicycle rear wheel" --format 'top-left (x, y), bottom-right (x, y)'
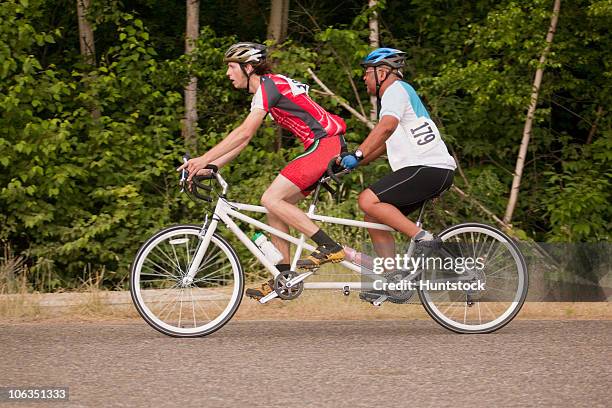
top-left (417, 223), bottom-right (528, 334)
top-left (130, 225), bottom-right (243, 337)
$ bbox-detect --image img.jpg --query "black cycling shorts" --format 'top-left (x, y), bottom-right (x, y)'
top-left (369, 165), bottom-right (454, 215)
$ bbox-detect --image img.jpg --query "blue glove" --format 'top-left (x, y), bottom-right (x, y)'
top-left (340, 153), bottom-right (360, 170)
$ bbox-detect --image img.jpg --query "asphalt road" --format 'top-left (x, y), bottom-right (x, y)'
top-left (1, 320), bottom-right (610, 407)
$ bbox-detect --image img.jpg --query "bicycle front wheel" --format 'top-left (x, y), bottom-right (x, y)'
top-left (418, 223), bottom-right (528, 334)
top-left (130, 225), bottom-right (243, 337)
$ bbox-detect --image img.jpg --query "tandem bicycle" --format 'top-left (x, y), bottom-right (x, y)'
top-left (130, 160), bottom-right (528, 337)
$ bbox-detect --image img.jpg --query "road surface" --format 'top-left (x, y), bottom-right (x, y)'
top-left (1, 320), bottom-right (610, 407)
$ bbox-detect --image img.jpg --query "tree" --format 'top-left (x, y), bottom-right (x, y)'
top-left (183, 0), bottom-right (200, 152)
top-left (76, 0), bottom-right (95, 64)
top-left (268, 0), bottom-right (289, 43)
top-left (503, 0), bottom-right (561, 226)
top-left (367, 0), bottom-right (379, 121)
top-left (76, 0), bottom-right (101, 118)
top-left (268, 0), bottom-right (290, 151)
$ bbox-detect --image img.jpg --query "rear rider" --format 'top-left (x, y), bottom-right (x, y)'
top-left (339, 48), bottom-right (456, 258)
top-left (179, 43), bottom-right (347, 300)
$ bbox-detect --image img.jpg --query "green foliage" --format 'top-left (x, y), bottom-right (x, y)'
top-left (0, 0), bottom-right (610, 291)
top-left (542, 135), bottom-right (611, 242)
top-left (0, 1), bottom-right (184, 289)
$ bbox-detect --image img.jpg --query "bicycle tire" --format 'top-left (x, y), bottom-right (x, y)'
top-left (417, 222), bottom-right (528, 334)
top-left (130, 224), bottom-right (243, 337)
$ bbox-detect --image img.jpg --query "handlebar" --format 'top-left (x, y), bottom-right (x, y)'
top-left (324, 157), bottom-right (350, 184)
top-left (316, 157), bottom-right (350, 196)
top-left (180, 153), bottom-right (226, 202)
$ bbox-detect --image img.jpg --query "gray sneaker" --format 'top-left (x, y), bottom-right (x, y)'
top-left (414, 230), bottom-right (443, 250)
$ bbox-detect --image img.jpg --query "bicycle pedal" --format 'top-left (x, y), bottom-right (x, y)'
top-left (298, 266), bottom-right (320, 273)
top-left (359, 291), bottom-right (387, 306)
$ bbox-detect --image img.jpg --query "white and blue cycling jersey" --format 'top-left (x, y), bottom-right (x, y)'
top-left (379, 81), bottom-right (456, 171)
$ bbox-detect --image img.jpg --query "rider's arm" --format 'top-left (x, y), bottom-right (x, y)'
top-left (182, 109), bottom-right (267, 178)
top-left (210, 139), bottom-right (250, 168)
top-left (360, 143), bottom-right (387, 165)
top-left (357, 115), bottom-right (399, 160)
top-left (202, 109), bottom-right (266, 162)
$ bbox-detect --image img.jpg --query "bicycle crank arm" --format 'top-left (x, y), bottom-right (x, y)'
top-left (259, 291), bottom-right (279, 304)
top-left (373, 294), bottom-right (388, 306)
top-left (286, 272), bottom-right (313, 288)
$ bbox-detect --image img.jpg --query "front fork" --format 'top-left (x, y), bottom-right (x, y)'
top-left (182, 215), bottom-right (218, 286)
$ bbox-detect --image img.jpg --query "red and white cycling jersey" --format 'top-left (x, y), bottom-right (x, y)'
top-left (250, 74), bottom-right (346, 149)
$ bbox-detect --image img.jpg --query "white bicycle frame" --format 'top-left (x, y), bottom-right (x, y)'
top-left (181, 170), bottom-right (422, 303)
top-left (182, 169), bottom-right (481, 305)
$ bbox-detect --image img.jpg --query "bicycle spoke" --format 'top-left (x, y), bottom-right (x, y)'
top-left (159, 288), bottom-right (182, 322)
top-left (192, 264), bottom-right (233, 284)
top-left (189, 287), bottom-right (197, 328)
top-left (485, 264), bottom-right (518, 280)
top-left (193, 294), bottom-right (214, 322)
top-left (470, 231), bottom-right (477, 261)
top-left (191, 287), bottom-right (227, 312)
top-left (185, 237), bottom-right (192, 272)
top-left (144, 254), bottom-right (182, 280)
top-left (178, 287), bottom-right (184, 328)
top-left (140, 264), bottom-right (181, 281)
top-left (171, 244), bottom-right (182, 276)
top-left (153, 245), bottom-right (183, 275)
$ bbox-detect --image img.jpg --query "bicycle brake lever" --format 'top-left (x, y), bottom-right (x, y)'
top-left (180, 153), bottom-right (190, 192)
top-left (326, 158), bottom-right (342, 184)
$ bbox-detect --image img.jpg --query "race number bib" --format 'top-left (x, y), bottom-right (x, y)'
top-left (277, 75), bottom-right (309, 96)
top-left (405, 117), bottom-right (440, 154)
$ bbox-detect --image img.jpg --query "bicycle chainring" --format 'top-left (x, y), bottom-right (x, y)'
top-left (383, 270), bottom-right (415, 304)
top-left (273, 271), bottom-right (304, 300)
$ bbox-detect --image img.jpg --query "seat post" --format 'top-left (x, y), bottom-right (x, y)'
top-left (415, 200), bottom-right (428, 228)
top-left (309, 183), bottom-right (322, 209)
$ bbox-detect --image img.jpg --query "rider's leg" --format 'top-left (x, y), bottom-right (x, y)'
top-left (263, 189), bottom-right (305, 263)
top-left (359, 189), bottom-right (421, 237)
top-left (261, 175), bottom-right (344, 268)
top-left (247, 184), bottom-right (306, 301)
top-left (360, 189), bottom-right (441, 251)
top-left (364, 213), bottom-right (396, 258)
top-left (261, 175), bottom-right (320, 236)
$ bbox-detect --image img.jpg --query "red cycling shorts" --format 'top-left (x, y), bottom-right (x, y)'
top-left (280, 135), bottom-right (346, 195)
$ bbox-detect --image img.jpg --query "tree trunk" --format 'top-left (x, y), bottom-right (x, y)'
top-left (183, 0), bottom-right (199, 152)
top-left (76, 0), bottom-right (95, 65)
top-left (268, 0), bottom-right (289, 43)
top-left (76, 0), bottom-right (100, 119)
top-left (268, 0), bottom-right (290, 151)
top-left (503, 0), bottom-right (561, 225)
top-left (368, 0), bottom-right (379, 121)
top-left (586, 105), bottom-right (604, 144)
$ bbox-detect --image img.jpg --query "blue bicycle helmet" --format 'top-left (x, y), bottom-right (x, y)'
top-left (361, 48), bottom-right (406, 69)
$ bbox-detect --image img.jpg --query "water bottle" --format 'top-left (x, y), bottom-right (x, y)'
top-left (343, 246), bottom-right (373, 269)
top-left (252, 232), bottom-right (284, 265)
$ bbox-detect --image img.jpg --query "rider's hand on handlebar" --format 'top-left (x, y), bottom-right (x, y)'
top-left (337, 152), bottom-right (361, 170)
top-left (177, 156), bottom-right (210, 183)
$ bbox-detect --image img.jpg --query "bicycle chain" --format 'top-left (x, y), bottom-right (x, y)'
top-left (383, 270), bottom-right (415, 304)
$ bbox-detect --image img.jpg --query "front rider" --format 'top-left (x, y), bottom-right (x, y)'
top-left (179, 42), bottom-right (347, 300)
top-left (339, 48), bottom-right (456, 259)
